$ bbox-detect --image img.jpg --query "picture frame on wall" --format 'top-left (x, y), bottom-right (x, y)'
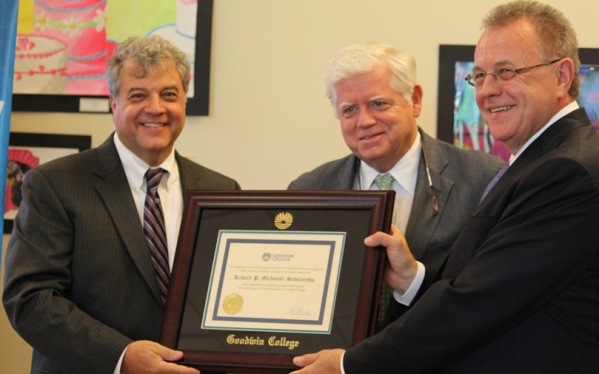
top-left (4, 132), bottom-right (92, 234)
top-left (11, 0), bottom-right (213, 116)
top-left (436, 45), bottom-right (599, 161)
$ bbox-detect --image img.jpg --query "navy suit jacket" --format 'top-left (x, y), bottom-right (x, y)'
top-left (344, 108), bottom-right (599, 372)
top-left (3, 135), bottom-right (240, 374)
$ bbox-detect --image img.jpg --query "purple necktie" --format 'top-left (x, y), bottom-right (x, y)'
top-left (144, 168), bottom-right (170, 305)
top-left (480, 163), bottom-right (509, 203)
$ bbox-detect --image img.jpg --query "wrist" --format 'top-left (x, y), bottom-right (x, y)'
top-left (389, 260), bottom-right (418, 292)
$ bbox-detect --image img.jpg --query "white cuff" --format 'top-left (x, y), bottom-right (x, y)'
top-left (114, 346), bottom-right (127, 374)
top-left (393, 261), bottom-right (425, 306)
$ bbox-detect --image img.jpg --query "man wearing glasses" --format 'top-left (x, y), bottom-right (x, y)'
top-left (292, 1), bottom-right (599, 372)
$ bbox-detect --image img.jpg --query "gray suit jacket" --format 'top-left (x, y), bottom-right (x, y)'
top-left (289, 129), bottom-right (502, 326)
top-left (3, 135), bottom-right (240, 374)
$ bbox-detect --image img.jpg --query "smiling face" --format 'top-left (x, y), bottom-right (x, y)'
top-left (110, 60), bottom-right (186, 166)
top-left (473, 18), bottom-right (572, 155)
top-left (333, 64), bottom-right (421, 172)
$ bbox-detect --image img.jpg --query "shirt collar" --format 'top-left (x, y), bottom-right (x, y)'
top-left (509, 101), bottom-right (579, 165)
top-left (113, 133), bottom-right (178, 191)
top-left (359, 131), bottom-right (421, 193)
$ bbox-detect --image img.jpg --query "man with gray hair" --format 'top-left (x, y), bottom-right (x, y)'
top-left (3, 35), bottom-right (240, 373)
top-left (289, 41), bottom-right (501, 330)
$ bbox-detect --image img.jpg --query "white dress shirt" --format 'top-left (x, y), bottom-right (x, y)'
top-left (112, 133), bottom-right (183, 373)
top-left (113, 133), bottom-right (183, 270)
top-left (356, 132), bottom-right (426, 306)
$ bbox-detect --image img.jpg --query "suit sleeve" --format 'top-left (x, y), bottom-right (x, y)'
top-left (344, 157), bottom-right (599, 372)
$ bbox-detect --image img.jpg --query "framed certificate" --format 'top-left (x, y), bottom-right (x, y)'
top-left (160, 190), bottom-right (395, 373)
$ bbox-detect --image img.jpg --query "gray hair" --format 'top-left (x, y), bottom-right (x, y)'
top-left (325, 42), bottom-right (417, 109)
top-left (482, 0), bottom-right (580, 98)
top-left (106, 35), bottom-right (191, 97)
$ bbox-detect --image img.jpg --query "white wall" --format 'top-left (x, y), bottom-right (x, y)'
top-left (3, 1), bottom-right (598, 372)
top-left (9, 0), bottom-right (598, 190)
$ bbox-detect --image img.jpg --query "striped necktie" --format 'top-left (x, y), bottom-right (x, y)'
top-left (144, 168), bottom-right (170, 306)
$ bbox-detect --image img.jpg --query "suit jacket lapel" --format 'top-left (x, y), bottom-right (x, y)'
top-left (405, 130), bottom-right (453, 259)
top-left (177, 153), bottom-right (200, 192)
top-left (524, 108), bottom-right (589, 162)
top-left (92, 136), bottom-right (162, 302)
top-left (336, 155), bottom-right (360, 189)
top-left (488, 108), bottom-right (591, 198)
top-left (342, 131), bottom-right (454, 259)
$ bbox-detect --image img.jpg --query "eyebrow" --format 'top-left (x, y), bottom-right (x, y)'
top-left (368, 95), bottom-right (389, 102)
top-left (337, 101), bottom-right (355, 111)
top-left (473, 60), bottom-right (514, 71)
top-left (126, 85), bottom-right (181, 94)
top-left (338, 95), bottom-right (389, 106)
top-left (161, 85), bottom-right (182, 91)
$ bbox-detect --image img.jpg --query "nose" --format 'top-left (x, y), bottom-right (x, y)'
top-left (357, 107), bottom-right (376, 128)
top-left (477, 73), bottom-right (502, 96)
top-left (145, 94), bottom-right (166, 114)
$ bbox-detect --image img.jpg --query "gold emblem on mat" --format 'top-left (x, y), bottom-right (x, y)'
top-left (223, 293), bottom-right (244, 315)
top-left (274, 212), bottom-right (293, 230)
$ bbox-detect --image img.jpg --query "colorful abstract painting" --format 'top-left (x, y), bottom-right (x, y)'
top-left (14, 0), bottom-right (199, 97)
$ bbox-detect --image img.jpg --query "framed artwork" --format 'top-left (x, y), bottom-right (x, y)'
top-left (12, 0), bottom-right (213, 115)
top-left (437, 45), bottom-right (599, 161)
top-left (161, 190), bottom-right (395, 373)
top-left (4, 132), bottom-right (92, 234)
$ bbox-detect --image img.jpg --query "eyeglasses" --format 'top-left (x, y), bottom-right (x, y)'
top-left (465, 58), bottom-right (562, 87)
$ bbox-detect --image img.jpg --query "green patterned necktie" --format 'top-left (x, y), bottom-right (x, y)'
top-left (374, 173), bottom-right (394, 190)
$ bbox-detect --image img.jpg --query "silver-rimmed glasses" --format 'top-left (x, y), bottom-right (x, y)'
top-left (465, 58), bottom-right (563, 87)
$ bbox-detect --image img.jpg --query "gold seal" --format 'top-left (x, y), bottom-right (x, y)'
top-left (274, 211), bottom-right (293, 230)
top-left (223, 293), bottom-right (244, 315)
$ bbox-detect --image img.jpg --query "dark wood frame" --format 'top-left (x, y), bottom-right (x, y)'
top-left (12, 0), bottom-right (213, 116)
top-left (437, 44), bottom-right (599, 145)
top-left (160, 190), bottom-right (395, 373)
top-left (4, 132), bottom-right (92, 233)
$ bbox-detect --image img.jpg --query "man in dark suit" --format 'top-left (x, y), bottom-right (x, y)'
top-left (3, 35), bottom-right (239, 373)
top-left (288, 42), bottom-right (502, 329)
top-left (292, 1), bottom-right (599, 373)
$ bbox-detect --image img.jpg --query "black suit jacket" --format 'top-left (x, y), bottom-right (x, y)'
top-left (344, 108), bottom-right (599, 373)
top-left (3, 135), bottom-right (240, 374)
top-left (289, 129), bottom-right (503, 326)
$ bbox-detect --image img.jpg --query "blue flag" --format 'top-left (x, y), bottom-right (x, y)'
top-left (0, 0), bottom-right (19, 259)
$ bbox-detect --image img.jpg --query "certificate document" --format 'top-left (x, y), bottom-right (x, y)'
top-left (161, 191), bottom-right (394, 372)
top-left (202, 230), bottom-right (346, 333)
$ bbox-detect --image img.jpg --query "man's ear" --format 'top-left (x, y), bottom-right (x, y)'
top-left (555, 58), bottom-right (575, 99)
top-left (412, 84), bottom-right (423, 117)
top-left (109, 96), bottom-right (117, 112)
